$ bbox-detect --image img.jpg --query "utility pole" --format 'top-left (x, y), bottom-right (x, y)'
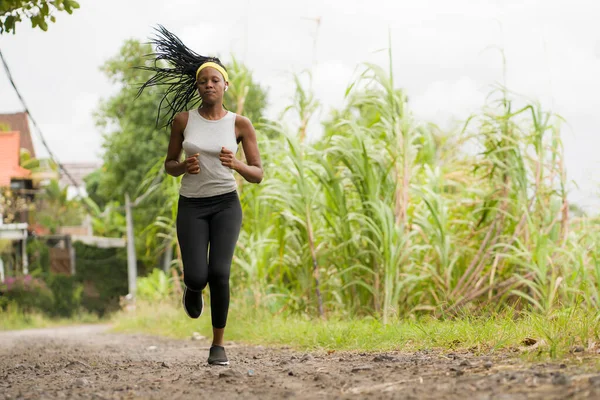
top-left (125, 193), bottom-right (137, 301)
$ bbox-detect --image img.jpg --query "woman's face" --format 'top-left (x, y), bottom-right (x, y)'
top-left (196, 67), bottom-right (228, 105)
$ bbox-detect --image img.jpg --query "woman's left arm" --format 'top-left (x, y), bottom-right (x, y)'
top-left (220, 115), bottom-right (263, 183)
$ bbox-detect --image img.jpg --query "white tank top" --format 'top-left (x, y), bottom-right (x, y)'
top-left (179, 110), bottom-right (238, 198)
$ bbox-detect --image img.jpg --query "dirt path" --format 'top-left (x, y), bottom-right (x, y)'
top-left (1, 325), bottom-right (600, 399)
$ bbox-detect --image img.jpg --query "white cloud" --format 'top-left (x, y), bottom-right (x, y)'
top-left (410, 76), bottom-right (485, 128)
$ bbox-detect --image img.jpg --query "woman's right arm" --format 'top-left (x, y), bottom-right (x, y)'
top-left (165, 112), bottom-right (198, 177)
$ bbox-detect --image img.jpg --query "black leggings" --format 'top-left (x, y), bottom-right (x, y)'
top-left (176, 190), bottom-right (242, 329)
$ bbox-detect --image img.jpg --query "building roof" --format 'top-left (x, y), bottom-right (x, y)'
top-left (59, 162), bottom-right (101, 187)
top-left (0, 112), bottom-right (35, 157)
top-left (0, 131), bottom-right (32, 187)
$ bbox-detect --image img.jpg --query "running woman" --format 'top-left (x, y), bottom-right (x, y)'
top-left (137, 26), bottom-right (263, 366)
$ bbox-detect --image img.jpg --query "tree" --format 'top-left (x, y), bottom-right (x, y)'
top-left (92, 39), bottom-right (269, 207)
top-left (224, 55), bottom-right (268, 123)
top-left (0, 0), bottom-right (79, 34)
top-left (92, 39), bottom-right (169, 205)
top-left (90, 39), bottom-right (269, 271)
top-left (34, 179), bottom-right (84, 233)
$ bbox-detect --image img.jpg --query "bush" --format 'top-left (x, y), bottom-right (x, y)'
top-left (24, 238), bottom-right (83, 317)
top-left (46, 274), bottom-right (83, 317)
top-left (137, 269), bottom-right (173, 302)
top-left (0, 275), bottom-right (54, 314)
top-left (26, 238), bottom-right (50, 275)
top-left (15, 240), bottom-right (128, 317)
top-left (0, 273), bottom-right (83, 318)
top-left (74, 242), bottom-right (128, 316)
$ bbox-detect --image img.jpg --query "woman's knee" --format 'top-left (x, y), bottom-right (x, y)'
top-left (207, 267), bottom-right (230, 287)
top-left (183, 273), bottom-right (208, 292)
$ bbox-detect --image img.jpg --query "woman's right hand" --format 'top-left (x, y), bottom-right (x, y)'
top-left (185, 153), bottom-right (200, 174)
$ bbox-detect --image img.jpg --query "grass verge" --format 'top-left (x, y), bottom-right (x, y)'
top-left (111, 300), bottom-right (600, 359)
top-left (0, 304), bottom-right (102, 331)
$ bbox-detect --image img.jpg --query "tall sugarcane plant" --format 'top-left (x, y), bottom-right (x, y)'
top-left (143, 51), bottom-right (599, 322)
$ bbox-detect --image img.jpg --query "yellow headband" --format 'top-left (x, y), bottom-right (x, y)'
top-left (196, 62), bottom-right (229, 82)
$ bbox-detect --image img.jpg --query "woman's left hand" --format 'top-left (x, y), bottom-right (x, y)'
top-left (219, 147), bottom-right (239, 170)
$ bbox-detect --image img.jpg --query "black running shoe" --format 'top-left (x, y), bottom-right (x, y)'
top-left (182, 287), bottom-right (203, 319)
top-left (207, 345), bottom-right (229, 366)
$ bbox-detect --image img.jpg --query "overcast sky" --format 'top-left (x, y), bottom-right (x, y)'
top-left (0, 0), bottom-right (598, 211)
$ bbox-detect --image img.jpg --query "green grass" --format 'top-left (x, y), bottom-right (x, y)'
top-left (111, 300), bottom-right (600, 359)
top-left (0, 304), bottom-right (102, 331)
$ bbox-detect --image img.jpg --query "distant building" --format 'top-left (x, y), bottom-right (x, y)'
top-left (0, 111), bottom-right (99, 192)
top-left (0, 131), bottom-right (32, 189)
top-left (0, 113), bottom-right (122, 284)
top-left (0, 112), bottom-right (55, 201)
top-left (59, 162), bottom-right (100, 188)
top-left (0, 112), bottom-right (35, 158)
top-left (0, 130), bottom-right (33, 279)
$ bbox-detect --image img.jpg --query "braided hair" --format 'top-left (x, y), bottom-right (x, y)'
top-left (136, 25), bottom-right (228, 127)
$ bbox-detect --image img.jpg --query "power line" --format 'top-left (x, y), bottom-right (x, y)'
top-left (1, 48), bottom-right (158, 217)
top-left (0, 48), bottom-right (80, 189)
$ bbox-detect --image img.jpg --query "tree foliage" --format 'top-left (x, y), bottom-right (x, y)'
top-left (224, 56), bottom-right (268, 123)
top-left (92, 39), bottom-right (168, 205)
top-left (88, 39), bottom-right (268, 271)
top-left (0, 0), bottom-right (79, 34)
top-left (34, 179), bottom-right (84, 233)
top-left (91, 39), bottom-right (268, 207)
